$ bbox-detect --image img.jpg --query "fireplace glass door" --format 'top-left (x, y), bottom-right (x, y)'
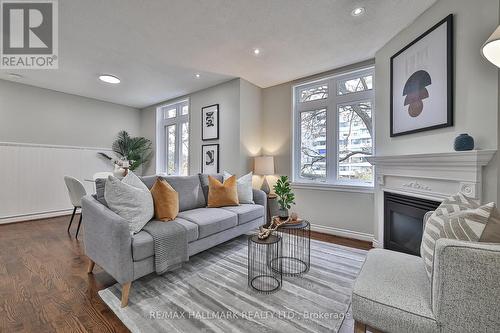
top-left (384, 192), bottom-right (440, 256)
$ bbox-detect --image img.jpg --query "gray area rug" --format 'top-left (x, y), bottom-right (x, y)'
top-left (99, 234), bottom-right (367, 333)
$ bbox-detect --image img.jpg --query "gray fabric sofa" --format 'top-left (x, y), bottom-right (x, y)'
top-left (352, 212), bottom-right (500, 333)
top-left (82, 174), bottom-right (266, 307)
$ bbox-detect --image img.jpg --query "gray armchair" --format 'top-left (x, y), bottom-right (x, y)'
top-left (352, 212), bottom-right (500, 333)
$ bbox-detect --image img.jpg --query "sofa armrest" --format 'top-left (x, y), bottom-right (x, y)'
top-left (432, 238), bottom-right (500, 331)
top-left (253, 189), bottom-right (267, 221)
top-left (82, 195), bottom-right (133, 284)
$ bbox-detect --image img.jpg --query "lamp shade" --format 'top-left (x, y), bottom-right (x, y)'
top-left (482, 25), bottom-right (500, 67)
top-left (254, 156), bottom-right (274, 175)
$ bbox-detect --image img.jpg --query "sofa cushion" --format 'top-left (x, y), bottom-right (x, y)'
top-left (141, 175), bottom-right (206, 211)
top-left (352, 248), bottom-right (438, 333)
top-left (132, 217), bottom-right (199, 261)
top-left (221, 204), bottom-right (264, 225)
top-left (178, 208), bottom-right (238, 239)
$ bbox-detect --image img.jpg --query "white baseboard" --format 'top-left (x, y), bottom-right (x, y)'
top-left (309, 223), bottom-right (374, 243)
top-left (0, 209), bottom-right (77, 225)
top-left (371, 238), bottom-right (382, 248)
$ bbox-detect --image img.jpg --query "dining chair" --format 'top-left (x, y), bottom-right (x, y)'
top-left (64, 176), bottom-right (87, 239)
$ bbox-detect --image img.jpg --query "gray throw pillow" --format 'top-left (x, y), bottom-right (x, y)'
top-left (104, 172), bottom-right (154, 234)
top-left (94, 178), bottom-right (108, 207)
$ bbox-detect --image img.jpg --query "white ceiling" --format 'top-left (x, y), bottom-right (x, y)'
top-left (0, 0), bottom-right (437, 109)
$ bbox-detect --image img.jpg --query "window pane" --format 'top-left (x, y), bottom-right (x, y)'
top-left (181, 122), bottom-right (189, 176)
top-left (299, 109), bottom-right (327, 180)
top-left (337, 101), bottom-right (373, 182)
top-left (181, 104), bottom-right (189, 115)
top-left (337, 75), bottom-right (373, 95)
top-left (164, 107), bottom-right (176, 119)
top-left (299, 84), bottom-right (328, 102)
top-left (166, 125), bottom-right (176, 174)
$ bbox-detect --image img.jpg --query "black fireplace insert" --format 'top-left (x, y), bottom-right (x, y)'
top-left (384, 192), bottom-right (440, 256)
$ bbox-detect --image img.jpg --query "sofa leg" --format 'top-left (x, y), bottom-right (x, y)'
top-left (121, 282), bottom-right (132, 308)
top-left (354, 321), bottom-right (367, 333)
top-left (87, 259), bottom-right (95, 274)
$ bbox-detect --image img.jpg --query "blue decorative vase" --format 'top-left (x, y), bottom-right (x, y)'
top-left (454, 133), bottom-right (474, 151)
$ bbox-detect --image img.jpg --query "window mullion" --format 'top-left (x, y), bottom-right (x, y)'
top-left (327, 78), bottom-right (337, 184)
top-left (174, 106), bottom-right (181, 175)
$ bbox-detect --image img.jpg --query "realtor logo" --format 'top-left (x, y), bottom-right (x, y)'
top-left (1, 0), bottom-right (58, 69)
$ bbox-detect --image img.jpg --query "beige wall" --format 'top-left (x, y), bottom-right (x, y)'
top-left (239, 79), bottom-right (263, 174)
top-left (0, 79), bottom-right (141, 148)
top-left (261, 62), bottom-right (375, 239)
top-left (375, 0), bottom-right (499, 203)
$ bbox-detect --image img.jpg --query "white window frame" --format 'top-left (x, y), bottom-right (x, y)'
top-left (156, 99), bottom-right (190, 175)
top-left (292, 66), bottom-right (375, 192)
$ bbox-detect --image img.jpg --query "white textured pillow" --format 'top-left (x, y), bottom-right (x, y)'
top-left (104, 172), bottom-right (154, 234)
top-left (223, 171), bottom-right (254, 204)
top-left (421, 193), bottom-right (494, 279)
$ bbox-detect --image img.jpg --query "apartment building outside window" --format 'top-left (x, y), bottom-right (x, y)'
top-left (156, 99), bottom-right (189, 175)
top-left (292, 66), bottom-right (375, 188)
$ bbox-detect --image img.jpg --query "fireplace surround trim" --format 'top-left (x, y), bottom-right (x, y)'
top-left (366, 150), bottom-right (496, 248)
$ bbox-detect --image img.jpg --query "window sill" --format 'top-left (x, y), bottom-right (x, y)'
top-left (291, 182), bottom-right (374, 194)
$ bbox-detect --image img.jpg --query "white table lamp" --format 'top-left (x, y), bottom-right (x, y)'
top-left (254, 156), bottom-right (275, 194)
top-left (482, 25), bottom-right (500, 67)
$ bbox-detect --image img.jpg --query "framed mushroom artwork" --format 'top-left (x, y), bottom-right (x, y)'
top-left (390, 14), bottom-right (453, 137)
top-left (201, 144), bottom-right (219, 174)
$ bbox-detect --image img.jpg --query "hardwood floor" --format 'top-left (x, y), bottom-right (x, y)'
top-left (0, 215), bottom-right (372, 333)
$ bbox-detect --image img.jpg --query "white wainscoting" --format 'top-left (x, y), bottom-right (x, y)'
top-left (0, 142), bottom-right (113, 224)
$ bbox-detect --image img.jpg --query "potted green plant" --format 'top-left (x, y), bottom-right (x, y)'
top-left (98, 131), bottom-right (153, 175)
top-left (273, 175), bottom-right (295, 219)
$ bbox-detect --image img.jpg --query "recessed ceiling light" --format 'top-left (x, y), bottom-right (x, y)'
top-left (351, 7), bottom-right (365, 16)
top-left (98, 74), bottom-right (120, 84)
top-left (195, 73), bottom-right (201, 78)
top-left (253, 48), bottom-right (261, 55)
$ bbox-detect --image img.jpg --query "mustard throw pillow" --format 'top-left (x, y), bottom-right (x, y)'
top-left (207, 175), bottom-right (239, 208)
top-left (150, 177), bottom-right (179, 221)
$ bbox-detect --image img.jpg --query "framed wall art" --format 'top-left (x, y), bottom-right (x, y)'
top-left (202, 104), bottom-right (219, 140)
top-left (390, 14), bottom-right (453, 137)
top-left (201, 144), bottom-right (219, 174)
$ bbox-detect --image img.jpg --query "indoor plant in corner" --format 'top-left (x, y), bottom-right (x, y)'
top-left (98, 130), bottom-right (153, 176)
top-left (273, 175), bottom-right (295, 219)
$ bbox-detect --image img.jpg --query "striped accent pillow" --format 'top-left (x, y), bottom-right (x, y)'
top-left (420, 193), bottom-right (494, 279)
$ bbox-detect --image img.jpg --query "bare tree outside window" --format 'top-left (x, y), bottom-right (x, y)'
top-left (300, 109), bottom-right (327, 180)
top-left (294, 69), bottom-right (374, 186)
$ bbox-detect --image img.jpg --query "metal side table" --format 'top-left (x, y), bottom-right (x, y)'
top-left (248, 234), bottom-right (282, 293)
top-left (272, 220), bottom-right (310, 276)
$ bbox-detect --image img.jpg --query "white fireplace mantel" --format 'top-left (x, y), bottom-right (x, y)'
top-left (366, 150), bottom-right (496, 248)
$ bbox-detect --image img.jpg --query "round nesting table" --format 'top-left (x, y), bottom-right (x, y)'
top-left (248, 234), bottom-right (282, 294)
top-left (271, 220), bottom-right (311, 276)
